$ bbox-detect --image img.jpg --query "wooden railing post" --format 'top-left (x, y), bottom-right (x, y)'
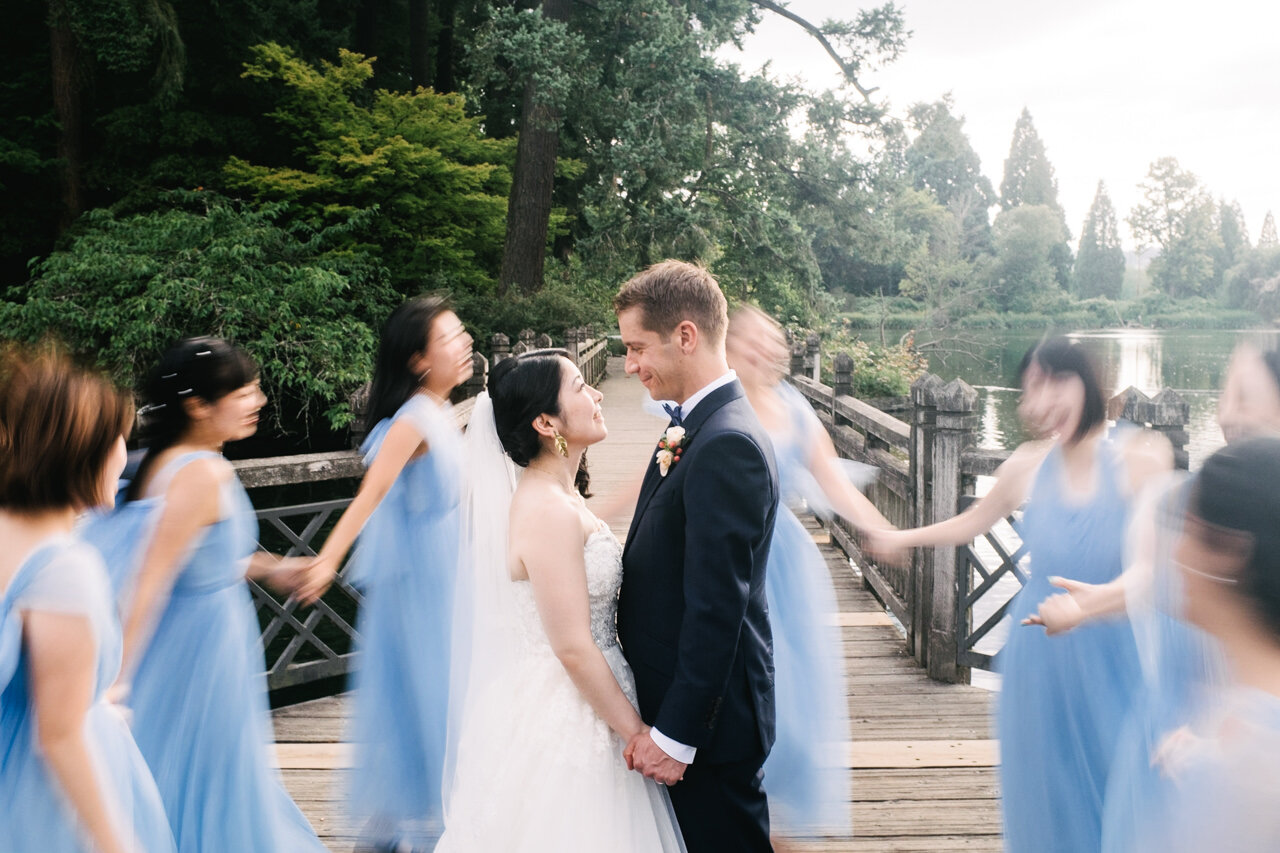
top-left (806, 332), bottom-right (821, 382)
top-left (909, 374), bottom-right (941, 660)
top-left (1109, 386), bottom-right (1191, 470)
top-left (535, 333), bottom-right (554, 350)
top-left (490, 332), bottom-right (511, 367)
top-left (926, 378), bottom-right (978, 683)
top-left (789, 341), bottom-right (806, 378)
top-left (832, 352), bottom-right (854, 401)
top-left (458, 351), bottom-right (487, 401)
top-left (514, 329), bottom-right (536, 356)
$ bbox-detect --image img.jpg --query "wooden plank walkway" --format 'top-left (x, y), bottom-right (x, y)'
top-left (272, 359), bottom-right (1002, 851)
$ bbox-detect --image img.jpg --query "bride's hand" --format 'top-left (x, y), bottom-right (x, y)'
top-left (623, 724), bottom-right (650, 771)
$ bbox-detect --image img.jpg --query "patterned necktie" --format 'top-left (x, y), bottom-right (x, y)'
top-left (662, 403), bottom-right (684, 427)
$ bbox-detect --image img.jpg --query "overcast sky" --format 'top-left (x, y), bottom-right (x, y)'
top-left (727, 0), bottom-right (1280, 250)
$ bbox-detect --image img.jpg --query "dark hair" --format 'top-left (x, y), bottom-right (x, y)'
top-left (1262, 348), bottom-right (1280, 393)
top-left (489, 349), bottom-right (591, 497)
top-left (126, 337), bottom-right (257, 501)
top-left (614, 260), bottom-right (728, 345)
top-left (0, 346), bottom-right (133, 511)
top-left (367, 295), bottom-right (452, 430)
top-left (1191, 436), bottom-right (1280, 641)
top-left (1017, 336), bottom-right (1106, 443)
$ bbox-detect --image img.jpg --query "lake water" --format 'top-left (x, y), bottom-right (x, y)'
top-left (907, 327), bottom-right (1280, 469)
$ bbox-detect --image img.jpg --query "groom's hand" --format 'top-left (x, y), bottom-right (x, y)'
top-left (628, 731), bottom-right (688, 786)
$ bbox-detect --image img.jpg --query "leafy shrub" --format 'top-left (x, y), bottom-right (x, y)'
top-left (2, 191), bottom-right (395, 430)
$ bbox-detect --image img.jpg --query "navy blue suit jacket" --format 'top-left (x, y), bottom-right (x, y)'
top-left (618, 380), bottom-right (779, 765)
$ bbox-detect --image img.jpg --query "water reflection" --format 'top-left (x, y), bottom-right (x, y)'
top-left (915, 328), bottom-right (1280, 469)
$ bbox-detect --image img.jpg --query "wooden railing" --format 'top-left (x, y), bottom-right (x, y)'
top-left (240, 328), bottom-right (609, 694)
top-left (788, 347), bottom-right (1192, 684)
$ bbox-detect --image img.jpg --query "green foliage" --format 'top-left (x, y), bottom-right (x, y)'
top-left (1260, 211), bottom-right (1278, 249)
top-left (455, 256), bottom-right (618, 347)
top-left (1074, 181), bottom-right (1125, 299)
top-left (1128, 157), bottom-right (1222, 299)
top-left (988, 205), bottom-right (1067, 312)
top-left (1, 192), bottom-right (394, 430)
top-left (905, 97), bottom-right (994, 260)
top-left (999, 108), bottom-right (1062, 214)
top-left (1224, 247), bottom-right (1280, 320)
top-left (225, 43), bottom-right (514, 295)
top-left (817, 321), bottom-right (927, 398)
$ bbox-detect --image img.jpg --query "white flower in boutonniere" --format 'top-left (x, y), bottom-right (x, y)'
top-left (656, 426), bottom-right (687, 477)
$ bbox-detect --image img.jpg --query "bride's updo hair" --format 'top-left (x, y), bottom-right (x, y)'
top-left (488, 348), bottom-right (591, 497)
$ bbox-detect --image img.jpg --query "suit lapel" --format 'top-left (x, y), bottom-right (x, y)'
top-left (622, 381), bottom-right (745, 560)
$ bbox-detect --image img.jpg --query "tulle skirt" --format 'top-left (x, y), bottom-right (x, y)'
top-left (345, 508), bottom-right (458, 848)
top-left (998, 577), bottom-right (1141, 853)
top-left (0, 697), bottom-right (175, 853)
top-left (128, 583), bottom-right (325, 853)
top-left (762, 508), bottom-right (851, 836)
top-left (436, 643), bottom-right (685, 852)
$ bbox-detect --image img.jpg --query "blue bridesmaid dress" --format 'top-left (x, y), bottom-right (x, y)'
top-left (761, 382), bottom-right (852, 836)
top-left (347, 394), bottom-right (464, 849)
top-left (84, 451), bottom-right (326, 853)
top-left (1, 537), bottom-right (176, 853)
top-left (1101, 475), bottom-right (1226, 852)
top-left (1000, 436), bottom-right (1143, 852)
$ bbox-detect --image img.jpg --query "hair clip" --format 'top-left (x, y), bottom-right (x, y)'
top-left (195, 350), bottom-right (213, 357)
top-left (178, 388), bottom-right (194, 396)
top-left (137, 403), bottom-right (168, 416)
top-left (162, 372), bottom-right (178, 379)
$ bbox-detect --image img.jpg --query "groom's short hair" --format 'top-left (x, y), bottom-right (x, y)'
top-left (614, 260), bottom-right (728, 345)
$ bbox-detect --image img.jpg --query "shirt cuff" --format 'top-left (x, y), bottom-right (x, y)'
top-left (650, 727), bottom-right (696, 764)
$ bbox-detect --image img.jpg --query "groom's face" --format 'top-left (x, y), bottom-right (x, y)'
top-left (618, 306), bottom-right (684, 402)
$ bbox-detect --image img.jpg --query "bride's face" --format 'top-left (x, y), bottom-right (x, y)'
top-left (555, 359), bottom-right (607, 448)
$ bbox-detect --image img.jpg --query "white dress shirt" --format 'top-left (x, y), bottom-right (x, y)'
top-left (649, 369), bottom-right (737, 765)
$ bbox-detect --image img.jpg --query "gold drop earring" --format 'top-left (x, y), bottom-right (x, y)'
top-left (554, 431), bottom-right (569, 458)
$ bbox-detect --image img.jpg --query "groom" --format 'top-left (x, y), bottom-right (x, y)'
top-left (615, 260), bottom-right (780, 852)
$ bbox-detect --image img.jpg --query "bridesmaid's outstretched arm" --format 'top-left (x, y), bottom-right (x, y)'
top-left (806, 426), bottom-right (893, 532)
top-left (864, 441), bottom-right (1049, 564)
top-left (296, 419), bottom-right (425, 604)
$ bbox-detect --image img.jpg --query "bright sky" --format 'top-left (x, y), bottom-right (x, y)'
top-left (727, 0), bottom-right (1280, 250)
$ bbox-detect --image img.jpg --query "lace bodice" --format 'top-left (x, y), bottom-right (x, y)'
top-left (511, 526), bottom-right (625, 656)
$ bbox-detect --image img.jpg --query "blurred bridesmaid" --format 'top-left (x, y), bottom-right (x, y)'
top-left (1026, 342), bottom-right (1280, 852)
top-left (1131, 436), bottom-right (1280, 850)
top-left (727, 307), bottom-right (890, 841)
top-left (0, 348), bottom-right (174, 853)
top-left (83, 337), bottom-right (324, 853)
top-left (867, 337), bottom-right (1171, 852)
top-left (297, 296), bottom-right (474, 852)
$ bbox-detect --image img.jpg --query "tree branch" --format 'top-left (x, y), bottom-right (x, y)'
top-left (748, 0), bottom-right (877, 100)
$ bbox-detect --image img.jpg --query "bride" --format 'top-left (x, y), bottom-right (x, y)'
top-left (436, 349), bottom-right (685, 852)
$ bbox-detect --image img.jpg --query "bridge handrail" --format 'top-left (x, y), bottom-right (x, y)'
top-left (787, 336), bottom-right (1192, 684)
top-left (237, 328), bottom-right (606, 694)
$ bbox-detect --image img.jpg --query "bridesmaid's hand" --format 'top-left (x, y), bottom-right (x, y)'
top-left (1022, 577), bottom-right (1096, 635)
top-left (862, 527), bottom-right (910, 568)
top-left (295, 555), bottom-right (339, 606)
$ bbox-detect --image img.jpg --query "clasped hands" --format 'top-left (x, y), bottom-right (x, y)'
top-left (251, 552), bottom-right (340, 605)
top-left (624, 727), bottom-right (687, 787)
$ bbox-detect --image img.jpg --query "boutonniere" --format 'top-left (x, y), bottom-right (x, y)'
top-left (656, 426), bottom-right (687, 477)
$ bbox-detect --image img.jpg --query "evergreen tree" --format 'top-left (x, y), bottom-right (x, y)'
top-left (1128, 157), bottom-right (1221, 298)
top-left (999, 107), bottom-right (1071, 287)
top-left (1261, 211), bottom-right (1279, 249)
top-left (905, 97), bottom-right (994, 259)
top-left (1215, 199), bottom-right (1250, 290)
top-left (1000, 108), bottom-right (1062, 214)
top-left (1074, 181), bottom-right (1125, 299)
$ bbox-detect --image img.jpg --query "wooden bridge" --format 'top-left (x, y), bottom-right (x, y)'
top-left (264, 356), bottom-right (1005, 851)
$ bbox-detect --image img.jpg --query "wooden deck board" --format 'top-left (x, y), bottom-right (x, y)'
top-left (272, 361), bottom-right (1001, 850)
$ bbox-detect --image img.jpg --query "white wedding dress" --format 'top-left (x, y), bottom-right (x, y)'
top-left (435, 525), bottom-right (686, 852)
